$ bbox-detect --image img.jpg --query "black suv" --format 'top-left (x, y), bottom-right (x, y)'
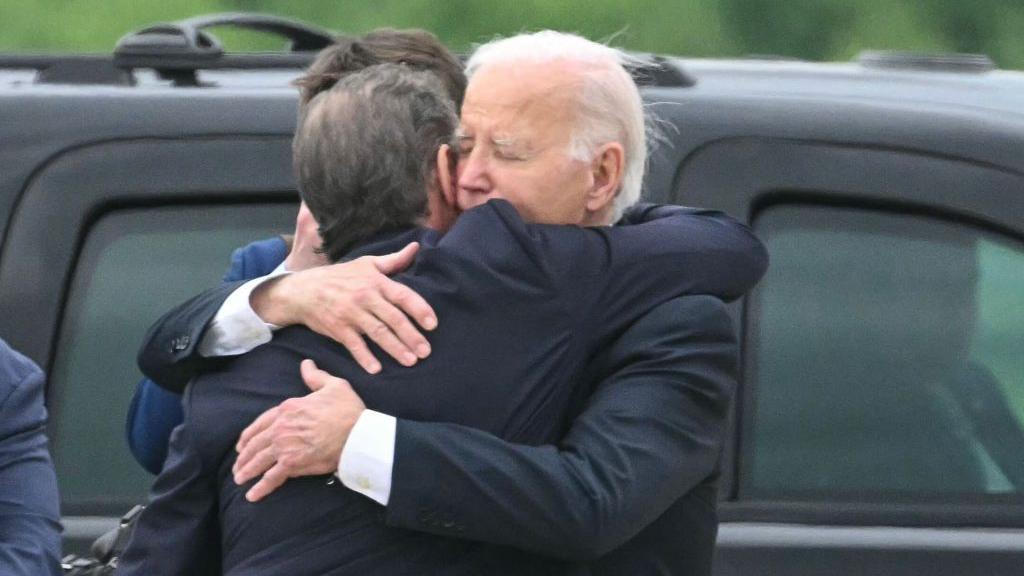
top-left (1, 14), bottom-right (1022, 575)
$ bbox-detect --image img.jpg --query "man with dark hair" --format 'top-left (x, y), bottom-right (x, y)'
top-left (121, 61), bottom-right (763, 574)
top-left (0, 338), bottom-right (61, 576)
top-left (127, 28), bottom-right (466, 474)
top-left (293, 68), bottom-right (458, 259)
top-left (295, 28), bottom-right (465, 108)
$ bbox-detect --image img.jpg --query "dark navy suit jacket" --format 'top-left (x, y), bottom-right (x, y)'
top-left (123, 200), bottom-right (765, 575)
top-left (0, 338), bottom-right (61, 576)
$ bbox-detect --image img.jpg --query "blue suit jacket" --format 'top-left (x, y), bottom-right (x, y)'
top-left (122, 200), bottom-right (766, 575)
top-left (126, 236), bottom-right (288, 473)
top-left (0, 338), bottom-right (61, 576)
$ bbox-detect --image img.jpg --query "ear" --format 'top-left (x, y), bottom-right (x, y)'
top-left (584, 142), bottom-right (625, 215)
top-left (435, 144), bottom-right (457, 207)
top-left (424, 144), bottom-right (460, 231)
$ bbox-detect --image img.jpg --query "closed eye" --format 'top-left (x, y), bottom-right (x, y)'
top-left (456, 136), bottom-right (474, 156)
top-left (495, 148), bottom-right (528, 161)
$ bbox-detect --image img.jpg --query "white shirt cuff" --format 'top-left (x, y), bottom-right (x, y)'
top-left (337, 409), bottom-right (396, 506)
top-left (197, 267), bottom-right (290, 357)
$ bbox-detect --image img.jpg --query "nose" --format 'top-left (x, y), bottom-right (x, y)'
top-left (456, 147), bottom-right (491, 200)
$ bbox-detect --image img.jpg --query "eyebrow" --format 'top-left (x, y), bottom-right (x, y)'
top-left (492, 135), bottom-right (519, 148)
top-left (454, 129), bottom-right (529, 153)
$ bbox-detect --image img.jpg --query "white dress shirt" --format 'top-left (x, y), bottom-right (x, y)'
top-left (197, 268), bottom-right (396, 505)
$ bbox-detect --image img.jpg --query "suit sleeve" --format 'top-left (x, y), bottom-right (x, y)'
top-left (450, 200), bottom-right (764, 350)
top-left (385, 295), bottom-right (737, 561)
top-left (0, 360), bottom-right (61, 576)
top-left (136, 281), bottom-right (243, 393)
top-left (117, 411), bottom-right (221, 576)
top-left (136, 236), bottom-right (288, 394)
top-left (554, 203), bottom-right (766, 336)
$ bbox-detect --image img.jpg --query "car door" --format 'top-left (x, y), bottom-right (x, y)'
top-left (672, 138), bottom-right (1024, 575)
top-left (0, 135), bottom-right (298, 554)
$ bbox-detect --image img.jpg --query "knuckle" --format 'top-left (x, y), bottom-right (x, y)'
top-left (344, 337), bottom-right (369, 355)
top-left (390, 286), bottom-right (414, 304)
top-left (368, 323), bottom-right (390, 339)
top-left (380, 307), bottom-right (406, 326)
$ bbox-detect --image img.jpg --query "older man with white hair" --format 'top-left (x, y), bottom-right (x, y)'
top-left (454, 31), bottom-right (648, 227)
top-left (139, 31), bottom-right (766, 575)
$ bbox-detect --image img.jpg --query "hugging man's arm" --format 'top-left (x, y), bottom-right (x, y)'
top-left (386, 294), bottom-right (737, 569)
top-left (233, 201), bottom-right (765, 574)
top-left (136, 242), bottom-right (434, 393)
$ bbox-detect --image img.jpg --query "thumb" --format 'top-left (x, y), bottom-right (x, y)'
top-left (373, 242), bottom-right (419, 275)
top-left (300, 359), bottom-right (331, 392)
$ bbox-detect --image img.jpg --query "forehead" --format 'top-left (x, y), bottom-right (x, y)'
top-left (461, 62), bottom-right (582, 133)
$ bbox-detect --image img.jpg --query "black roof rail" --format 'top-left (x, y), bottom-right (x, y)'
top-left (857, 51), bottom-right (996, 74)
top-left (7, 14), bottom-right (693, 90)
top-left (0, 55), bottom-right (133, 86)
top-left (113, 12), bottom-right (336, 85)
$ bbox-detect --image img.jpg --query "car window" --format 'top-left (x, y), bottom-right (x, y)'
top-left (743, 205), bottom-right (1024, 500)
top-left (48, 204), bottom-right (294, 512)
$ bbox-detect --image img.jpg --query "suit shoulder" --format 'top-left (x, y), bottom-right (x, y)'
top-left (0, 339), bottom-right (46, 433)
top-left (225, 236), bottom-right (288, 282)
top-left (0, 339), bottom-right (43, 404)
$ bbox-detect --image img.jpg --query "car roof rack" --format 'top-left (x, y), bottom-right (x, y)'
top-left (5, 12), bottom-right (695, 89)
top-left (112, 12), bottom-right (335, 85)
top-left (856, 51), bottom-right (996, 74)
top-left (0, 55), bottom-right (134, 86)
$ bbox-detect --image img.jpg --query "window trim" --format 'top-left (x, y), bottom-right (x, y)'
top-left (733, 198), bottom-right (1024, 527)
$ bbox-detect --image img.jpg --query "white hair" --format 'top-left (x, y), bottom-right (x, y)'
top-left (466, 31), bottom-right (646, 223)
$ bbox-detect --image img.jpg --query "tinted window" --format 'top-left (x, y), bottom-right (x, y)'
top-left (744, 206), bottom-right (1024, 500)
top-left (49, 204), bottom-right (294, 512)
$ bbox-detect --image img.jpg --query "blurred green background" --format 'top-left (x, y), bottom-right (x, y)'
top-left (2, 0), bottom-right (1023, 69)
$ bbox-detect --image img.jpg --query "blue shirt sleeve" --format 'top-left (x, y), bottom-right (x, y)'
top-left (222, 236), bottom-right (290, 282)
top-left (127, 236), bottom-right (289, 474)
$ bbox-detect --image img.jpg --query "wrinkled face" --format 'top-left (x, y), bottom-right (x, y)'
top-left (455, 62), bottom-right (597, 225)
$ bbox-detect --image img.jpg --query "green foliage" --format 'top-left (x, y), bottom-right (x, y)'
top-left (0, 0), bottom-right (1021, 69)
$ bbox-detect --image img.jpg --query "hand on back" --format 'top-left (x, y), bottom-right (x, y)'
top-left (254, 240), bottom-right (437, 374)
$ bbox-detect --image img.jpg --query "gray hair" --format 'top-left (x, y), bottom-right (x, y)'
top-left (293, 64), bottom-right (458, 261)
top-left (466, 31), bottom-right (646, 222)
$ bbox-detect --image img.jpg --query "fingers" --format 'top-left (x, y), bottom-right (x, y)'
top-left (235, 406), bottom-right (278, 454)
top-left (233, 414), bottom-right (275, 481)
top-left (336, 306), bottom-right (418, 373)
top-left (300, 359), bottom-right (345, 392)
top-left (373, 242), bottom-right (419, 275)
top-left (380, 278), bottom-right (437, 332)
top-left (362, 300), bottom-right (426, 365)
top-left (335, 326), bottom-right (382, 374)
top-left (300, 359), bottom-right (322, 391)
top-left (300, 247), bottom-right (436, 371)
top-left (245, 462), bottom-right (290, 503)
top-left (234, 442), bottom-right (278, 486)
